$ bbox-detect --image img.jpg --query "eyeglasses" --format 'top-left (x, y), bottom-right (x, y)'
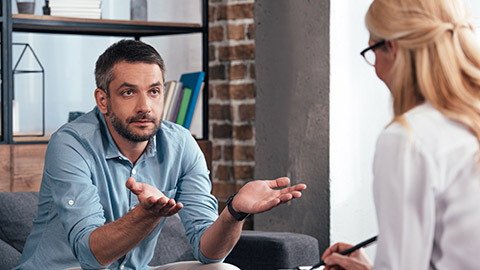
top-left (360, 40), bottom-right (386, 66)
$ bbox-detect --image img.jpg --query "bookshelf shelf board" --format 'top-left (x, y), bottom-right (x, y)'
top-left (12, 14), bottom-right (203, 37)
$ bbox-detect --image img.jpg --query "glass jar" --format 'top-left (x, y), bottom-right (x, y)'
top-left (131, 0), bottom-right (147, 21)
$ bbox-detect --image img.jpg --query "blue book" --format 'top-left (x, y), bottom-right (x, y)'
top-left (179, 71), bottom-right (205, 129)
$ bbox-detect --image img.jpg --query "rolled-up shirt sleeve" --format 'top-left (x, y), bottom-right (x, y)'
top-left (44, 130), bottom-right (108, 269)
top-left (174, 131), bottom-right (223, 264)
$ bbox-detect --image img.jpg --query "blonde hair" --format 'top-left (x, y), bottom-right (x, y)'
top-left (366, 0), bottom-right (480, 148)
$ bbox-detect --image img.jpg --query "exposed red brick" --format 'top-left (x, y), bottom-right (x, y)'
top-left (209, 25), bottom-right (224, 42)
top-left (230, 83), bottom-right (255, 99)
top-left (209, 104), bottom-right (232, 121)
top-left (249, 63), bottom-right (255, 79)
top-left (216, 5), bottom-right (227, 20)
top-left (212, 182), bottom-right (237, 199)
top-left (233, 145), bottom-right (255, 161)
top-left (229, 64), bottom-right (247, 80)
top-left (209, 64), bottom-right (226, 80)
top-left (234, 125), bottom-right (253, 140)
top-left (212, 145), bottom-right (221, 161)
top-left (233, 165), bottom-right (254, 180)
top-left (209, 6), bottom-right (215, 22)
top-left (208, 83), bottom-right (214, 99)
top-left (214, 84), bottom-right (230, 100)
top-left (219, 44), bottom-right (255, 61)
top-left (208, 1), bottom-right (255, 184)
top-left (247, 23), bottom-right (255, 40)
top-left (209, 45), bottom-right (216, 61)
top-left (217, 3), bottom-right (254, 20)
top-left (224, 145), bottom-right (233, 161)
top-left (227, 24), bottom-right (245, 40)
top-left (216, 165), bottom-right (231, 181)
top-left (238, 104), bottom-right (255, 121)
top-left (236, 182), bottom-right (245, 191)
top-left (212, 123), bottom-right (232, 139)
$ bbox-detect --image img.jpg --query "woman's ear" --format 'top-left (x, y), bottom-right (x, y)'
top-left (386, 40), bottom-right (398, 60)
top-left (95, 88), bottom-right (108, 114)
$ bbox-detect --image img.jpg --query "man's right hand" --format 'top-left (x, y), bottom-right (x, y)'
top-left (126, 177), bottom-right (183, 217)
top-left (90, 177), bottom-right (183, 266)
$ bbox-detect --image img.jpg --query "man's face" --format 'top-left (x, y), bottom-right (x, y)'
top-left (104, 61), bottom-right (164, 143)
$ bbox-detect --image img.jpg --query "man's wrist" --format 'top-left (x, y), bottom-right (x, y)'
top-left (225, 192), bottom-right (250, 221)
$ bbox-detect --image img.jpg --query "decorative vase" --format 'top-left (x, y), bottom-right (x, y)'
top-left (16, 0), bottom-right (35, 14)
top-left (131, 0), bottom-right (147, 21)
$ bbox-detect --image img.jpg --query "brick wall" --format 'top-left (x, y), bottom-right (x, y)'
top-left (208, 0), bottom-right (255, 227)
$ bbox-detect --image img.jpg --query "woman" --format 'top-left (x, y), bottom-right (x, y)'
top-left (322, 0), bottom-right (480, 269)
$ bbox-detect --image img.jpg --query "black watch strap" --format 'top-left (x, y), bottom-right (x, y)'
top-left (226, 192), bottom-right (250, 221)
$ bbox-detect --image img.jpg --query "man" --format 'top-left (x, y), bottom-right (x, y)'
top-left (14, 39), bottom-right (306, 270)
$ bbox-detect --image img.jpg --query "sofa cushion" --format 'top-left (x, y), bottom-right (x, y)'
top-left (225, 230), bottom-right (320, 270)
top-left (0, 192), bottom-right (39, 253)
top-left (149, 215), bottom-right (196, 266)
top-left (0, 237), bottom-right (22, 270)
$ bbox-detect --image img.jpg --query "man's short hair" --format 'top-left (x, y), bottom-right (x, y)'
top-left (95, 39), bottom-right (166, 95)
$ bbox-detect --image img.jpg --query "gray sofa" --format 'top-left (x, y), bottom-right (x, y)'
top-left (0, 192), bottom-right (319, 270)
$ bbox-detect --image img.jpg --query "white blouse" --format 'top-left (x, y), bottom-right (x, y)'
top-left (372, 102), bottom-right (480, 269)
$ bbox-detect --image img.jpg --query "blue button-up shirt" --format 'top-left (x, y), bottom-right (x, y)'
top-left (15, 107), bottom-right (220, 270)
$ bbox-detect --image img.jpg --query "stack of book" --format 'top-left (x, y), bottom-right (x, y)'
top-left (49, 0), bottom-right (102, 19)
top-left (163, 72), bottom-right (205, 130)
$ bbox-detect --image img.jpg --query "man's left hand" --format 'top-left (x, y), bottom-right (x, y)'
top-left (232, 177), bottom-right (306, 214)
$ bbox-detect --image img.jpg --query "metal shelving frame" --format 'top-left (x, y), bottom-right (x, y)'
top-left (0, 2), bottom-right (209, 144)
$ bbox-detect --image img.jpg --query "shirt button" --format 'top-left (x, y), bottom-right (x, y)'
top-left (132, 168), bottom-right (136, 175)
top-left (68, 200), bottom-right (74, 206)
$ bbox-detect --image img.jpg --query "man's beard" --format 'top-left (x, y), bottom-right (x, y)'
top-left (107, 103), bottom-right (161, 142)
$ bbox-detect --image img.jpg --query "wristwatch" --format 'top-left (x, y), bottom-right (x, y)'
top-left (226, 192), bottom-right (250, 221)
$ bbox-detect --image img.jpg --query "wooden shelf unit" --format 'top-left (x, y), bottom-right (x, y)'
top-left (0, 2), bottom-right (210, 192)
top-left (1, 2), bottom-right (209, 144)
top-left (12, 14), bottom-right (203, 38)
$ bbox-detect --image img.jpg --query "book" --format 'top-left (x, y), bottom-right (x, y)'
top-left (171, 87), bottom-right (184, 123)
top-left (190, 82), bottom-right (204, 138)
top-left (178, 72), bottom-right (205, 129)
top-left (49, 3), bottom-right (101, 8)
top-left (49, 0), bottom-right (102, 18)
top-left (50, 7), bottom-right (102, 13)
top-left (166, 82), bottom-right (182, 121)
top-left (175, 88), bottom-right (193, 126)
top-left (49, 0), bottom-right (101, 6)
top-left (163, 81), bottom-right (177, 120)
top-left (49, 12), bottom-right (102, 19)
top-left (191, 82), bottom-right (204, 124)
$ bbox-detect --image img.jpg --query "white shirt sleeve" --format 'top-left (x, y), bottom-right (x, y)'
top-left (372, 124), bottom-right (436, 270)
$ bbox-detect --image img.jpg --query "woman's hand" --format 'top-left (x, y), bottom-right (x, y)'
top-left (321, 242), bottom-right (373, 270)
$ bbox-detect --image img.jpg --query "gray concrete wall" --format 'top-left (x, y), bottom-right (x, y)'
top-left (254, 0), bottom-right (330, 251)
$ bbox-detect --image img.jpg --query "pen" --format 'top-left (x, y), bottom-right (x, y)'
top-left (308, 235), bottom-right (378, 270)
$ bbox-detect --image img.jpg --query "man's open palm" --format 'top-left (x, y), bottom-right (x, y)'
top-left (126, 177), bottom-right (183, 217)
top-left (233, 177), bottom-right (307, 214)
